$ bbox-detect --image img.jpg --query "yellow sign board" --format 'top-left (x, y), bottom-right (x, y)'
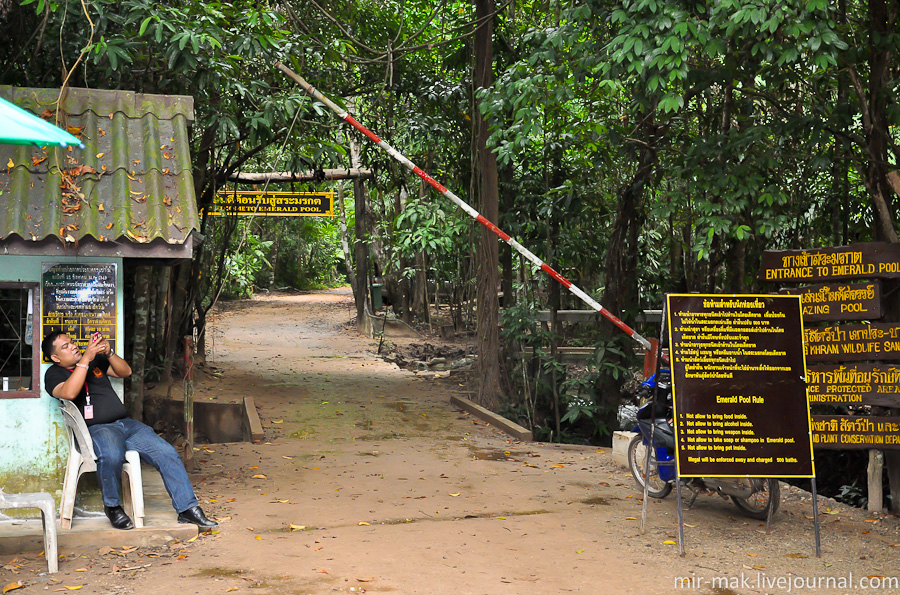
top-left (208, 191), bottom-right (334, 217)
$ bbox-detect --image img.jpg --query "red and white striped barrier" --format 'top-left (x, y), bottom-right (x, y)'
top-left (276, 61), bottom-right (654, 353)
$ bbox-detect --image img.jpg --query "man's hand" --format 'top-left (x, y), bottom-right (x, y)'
top-left (98, 337), bottom-right (113, 356)
top-left (83, 333), bottom-right (106, 363)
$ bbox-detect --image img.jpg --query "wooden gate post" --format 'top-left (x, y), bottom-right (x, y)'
top-left (868, 449), bottom-right (884, 512)
top-left (183, 336), bottom-right (195, 472)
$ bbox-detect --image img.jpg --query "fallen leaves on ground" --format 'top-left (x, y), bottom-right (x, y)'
top-left (3, 583), bottom-right (24, 594)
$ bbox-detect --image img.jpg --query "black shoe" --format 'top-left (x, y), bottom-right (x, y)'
top-left (105, 505), bottom-right (134, 530)
top-left (177, 505), bottom-right (218, 529)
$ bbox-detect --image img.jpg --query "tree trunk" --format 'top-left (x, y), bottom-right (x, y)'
top-left (858, 0), bottom-right (900, 513)
top-left (128, 266), bottom-right (151, 422)
top-left (727, 240), bottom-right (746, 293)
top-left (413, 251), bottom-right (428, 321)
top-left (147, 268), bottom-right (159, 356)
top-left (155, 267), bottom-right (171, 358)
top-left (549, 250), bottom-right (561, 441)
top-left (350, 138), bottom-right (369, 326)
top-left (337, 182), bottom-right (358, 299)
top-left (598, 110), bottom-right (657, 440)
top-left (473, 0), bottom-right (502, 409)
top-left (864, 0), bottom-right (898, 244)
top-left (397, 186), bottom-right (412, 323)
top-left (164, 261), bottom-right (192, 380)
top-left (603, 115), bottom-right (656, 318)
top-left (500, 163), bottom-right (515, 308)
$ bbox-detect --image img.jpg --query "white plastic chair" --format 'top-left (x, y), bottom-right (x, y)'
top-left (0, 488), bottom-right (58, 573)
top-left (55, 399), bottom-right (144, 529)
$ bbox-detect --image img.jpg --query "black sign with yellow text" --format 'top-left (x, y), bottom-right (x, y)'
top-left (41, 263), bottom-right (117, 360)
top-left (667, 294), bottom-right (815, 478)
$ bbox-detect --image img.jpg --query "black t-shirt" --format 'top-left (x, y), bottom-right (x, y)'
top-left (45, 355), bottom-right (128, 426)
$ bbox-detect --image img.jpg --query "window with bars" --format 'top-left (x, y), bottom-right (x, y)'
top-left (0, 283), bottom-right (40, 398)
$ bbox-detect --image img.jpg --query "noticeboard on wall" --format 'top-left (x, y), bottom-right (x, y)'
top-left (667, 294), bottom-right (815, 478)
top-left (41, 263), bottom-right (117, 360)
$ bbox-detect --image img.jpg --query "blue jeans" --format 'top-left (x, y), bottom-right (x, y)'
top-left (88, 417), bottom-right (198, 513)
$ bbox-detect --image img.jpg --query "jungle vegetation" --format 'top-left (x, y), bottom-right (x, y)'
top-left (2, 0), bottom-right (899, 508)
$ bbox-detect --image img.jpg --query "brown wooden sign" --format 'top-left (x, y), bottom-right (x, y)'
top-left (780, 282), bottom-right (881, 322)
top-left (811, 416), bottom-right (900, 450)
top-left (668, 294), bottom-right (815, 478)
top-left (806, 363), bottom-right (900, 408)
top-left (804, 322), bottom-right (900, 362)
top-left (759, 242), bottom-right (900, 283)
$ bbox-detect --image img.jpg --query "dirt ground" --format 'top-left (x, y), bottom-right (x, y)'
top-left (3, 289), bottom-right (900, 594)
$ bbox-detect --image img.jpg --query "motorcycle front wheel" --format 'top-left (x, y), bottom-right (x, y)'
top-left (730, 478), bottom-right (780, 520)
top-left (627, 435), bottom-right (673, 499)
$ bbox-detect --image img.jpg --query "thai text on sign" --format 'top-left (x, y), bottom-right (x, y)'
top-left (811, 416), bottom-right (900, 450)
top-left (41, 263), bottom-right (117, 360)
top-left (804, 322), bottom-right (900, 362)
top-left (208, 191), bottom-right (334, 217)
top-left (759, 242), bottom-right (900, 282)
top-left (806, 364), bottom-right (900, 408)
top-left (667, 294), bottom-right (815, 478)
top-left (780, 282), bottom-right (881, 322)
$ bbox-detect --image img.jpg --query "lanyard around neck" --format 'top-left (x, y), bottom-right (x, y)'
top-left (67, 366), bottom-right (92, 405)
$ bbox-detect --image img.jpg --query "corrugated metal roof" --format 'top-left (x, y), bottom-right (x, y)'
top-left (0, 86), bottom-right (199, 246)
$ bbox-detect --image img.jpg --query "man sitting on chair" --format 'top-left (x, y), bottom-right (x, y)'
top-left (42, 331), bottom-right (217, 531)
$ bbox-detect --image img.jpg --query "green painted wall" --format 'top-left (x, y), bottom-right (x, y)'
top-left (0, 255), bottom-right (123, 516)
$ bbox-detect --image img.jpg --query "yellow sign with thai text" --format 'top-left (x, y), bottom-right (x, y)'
top-left (208, 191), bottom-right (333, 217)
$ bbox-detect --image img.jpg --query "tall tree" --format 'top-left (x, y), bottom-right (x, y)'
top-left (474, 0), bottom-right (503, 408)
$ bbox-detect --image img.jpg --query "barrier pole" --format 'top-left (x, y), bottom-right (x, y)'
top-left (276, 62), bottom-right (657, 354)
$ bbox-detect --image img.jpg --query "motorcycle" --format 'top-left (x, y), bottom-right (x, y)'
top-left (627, 370), bottom-right (780, 520)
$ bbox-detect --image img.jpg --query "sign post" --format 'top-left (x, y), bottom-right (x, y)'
top-left (761, 242), bottom-right (900, 514)
top-left (666, 294), bottom-right (819, 554)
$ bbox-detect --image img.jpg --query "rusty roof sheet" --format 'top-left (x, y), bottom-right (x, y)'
top-left (0, 86), bottom-right (199, 246)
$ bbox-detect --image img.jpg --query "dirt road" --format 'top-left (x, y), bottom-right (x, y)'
top-left (4, 290), bottom-right (900, 594)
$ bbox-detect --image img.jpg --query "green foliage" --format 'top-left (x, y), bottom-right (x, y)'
top-left (834, 479), bottom-right (867, 509)
top-left (5, 0), bottom-right (900, 465)
top-left (220, 222), bottom-right (273, 299)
